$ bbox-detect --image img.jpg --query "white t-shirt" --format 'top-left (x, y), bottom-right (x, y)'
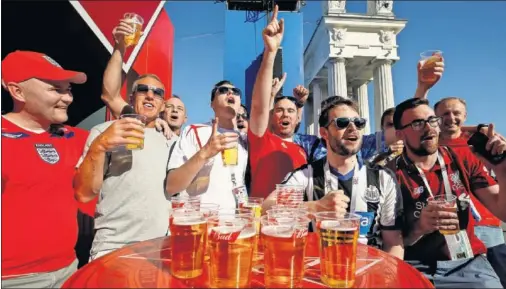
top-left (167, 122), bottom-right (248, 209)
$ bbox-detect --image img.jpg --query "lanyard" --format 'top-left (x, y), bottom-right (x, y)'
top-left (412, 153), bottom-right (452, 198)
top-left (323, 160), bottom-right (367, 213)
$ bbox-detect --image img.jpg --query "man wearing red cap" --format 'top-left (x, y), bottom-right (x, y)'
top-left (1, 51), bottom-right (89, 288)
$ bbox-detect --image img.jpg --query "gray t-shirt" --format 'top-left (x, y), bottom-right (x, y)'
top-left (77, 121), bottom-right (173, 259)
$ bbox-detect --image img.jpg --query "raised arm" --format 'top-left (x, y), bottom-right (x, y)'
top-left (250, 5), bottom-right (284, 137)
top-left (74, 118), bottom-right (145, 203)
top-left (165, 118), bottom-right (239, 195)
top-left (101, 20), bottom-right (135, 118)
top-left (413, 57), bottom-right (445, 99)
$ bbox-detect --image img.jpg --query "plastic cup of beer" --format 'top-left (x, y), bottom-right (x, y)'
top-left (239, 197), bottom-right (264, 218)
top-left (420, 50), bottom-right (443, 83)
top-left (275, 184), bottom-right (305, 207)
top-left (261, 215), bottom-right (310, 288)
top-left (314, 212), bottom-right (361, 288)
top-left (207, 214), bottom-right (256, 288)
top-left (222, 144), bottom-right (239, 166)
top-left (428, 195), bottom-right (459, 235)
top-left (123, 13), bottom-right (144, 47)
top-left (239, 197), bottom-right (264, 259)
top-left (169, 208), bottom-right (207, 279)
top-left (171, 194), bottom-right (189, 209)
top-left (119, 114), bottom-right (146, 150)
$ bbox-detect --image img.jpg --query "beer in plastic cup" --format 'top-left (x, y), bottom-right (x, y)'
top-left (239, 197), bottom-right (264, 259)
top-left (169, 209), bottom-right (207, 279)
top-left (261, 215), bottom-right (310, 288)
top-left (420, 50), bottom-right (443, 83)
top-left (275, 184), bottom-right (305, 207)
top-left (222, 145), bottom-right (239, 166)
top-left (207, 214), bottom-right (256, 288)
top-left (314, 212), bottom-right (361, 288)
top-left (119, 114), bottom-right (146, 150)
top-left (428, 195), bottom-right (459, 235)
top-left (239, 197), bottom-right (264, 217)
top-left (123, 13), bottom-right (144, 47)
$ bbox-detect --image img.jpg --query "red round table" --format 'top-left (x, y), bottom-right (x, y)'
top-left (63, 233), bottom-right (433, 288)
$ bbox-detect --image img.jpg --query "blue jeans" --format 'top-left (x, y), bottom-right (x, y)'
top-left (474, 226), bottom-right (505, 248)
top-left (407, 255), bottom-right (502, 288)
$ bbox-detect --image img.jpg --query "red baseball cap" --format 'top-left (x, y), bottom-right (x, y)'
top-left (1, 50), bottom-right (87, 84)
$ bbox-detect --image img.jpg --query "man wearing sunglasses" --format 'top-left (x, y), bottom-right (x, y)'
top-left (390, 97), bottom-right (506, 288)
top-left (166, 80), bottom-right (247, 209)
top-left (237, 104), bottom-right (249, 134)
top-left (262, 96), bottom-right (405, 259)
top-left (74, 19), bottom-right (175, 260)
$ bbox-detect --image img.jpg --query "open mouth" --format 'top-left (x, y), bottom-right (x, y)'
top-left (279, 120), bottom-right (290, 129)
top-left (143, 102), bottom-right (154, 109)
top-left (344, 135), bottom-right (359, 142)
top-left (237, 124), bottom-right (245, 129)
top-left (170, 115), bottom-right (179, 121)
top-left (226, 97), bottom-right (236, 105)
top-left (421, 135), bottom-right (436, 142)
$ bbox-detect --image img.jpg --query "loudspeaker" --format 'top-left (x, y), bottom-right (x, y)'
top-left (226, 0), bottom-right (266, 11)
top-left (274, 0), bottom-right (301, 12)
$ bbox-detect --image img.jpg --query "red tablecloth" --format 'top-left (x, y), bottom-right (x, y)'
top-left (63, 233), bottom-right (433, 288)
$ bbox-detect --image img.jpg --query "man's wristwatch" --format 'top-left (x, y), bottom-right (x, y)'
top-left (295, 100), bottom-right (304, 108)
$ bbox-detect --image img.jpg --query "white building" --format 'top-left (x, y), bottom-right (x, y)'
top-left (304, 0), bottom-right (407, 135)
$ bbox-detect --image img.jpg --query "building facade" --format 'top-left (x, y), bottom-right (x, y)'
top-left (304, 0), bottom-right (406, 135)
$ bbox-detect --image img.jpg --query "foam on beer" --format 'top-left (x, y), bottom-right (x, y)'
top-left (172, 215), bottom-right (206, 226)
top-left (320, 220), bottom-right (356, 231)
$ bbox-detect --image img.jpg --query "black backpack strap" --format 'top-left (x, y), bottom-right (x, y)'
top-left (311, 157), bottom-right (327, 201)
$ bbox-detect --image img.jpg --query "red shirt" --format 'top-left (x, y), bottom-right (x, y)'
top-left (1, 117), bottom-right (90, 277)
top-left (394, 146), bottom-right (494, 263)
top-left (440, 135), bottom-right (501, 227)
top-left (248, 129), bottom-right (307, 199)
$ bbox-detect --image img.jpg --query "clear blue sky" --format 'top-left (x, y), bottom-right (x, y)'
top-left (165, 1), bottom-right (506, 135)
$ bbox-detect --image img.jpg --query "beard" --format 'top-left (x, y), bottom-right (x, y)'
top-left (405, 133), bottom-right (439, 156)
top-left (329, 137), bottom-right (362, 156)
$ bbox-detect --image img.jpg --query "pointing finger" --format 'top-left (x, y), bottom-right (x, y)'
top-left (271, 5), bottom-right (279, 22)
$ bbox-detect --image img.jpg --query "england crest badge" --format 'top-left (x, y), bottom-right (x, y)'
top-left (35, 143), bottom-right (60, 164)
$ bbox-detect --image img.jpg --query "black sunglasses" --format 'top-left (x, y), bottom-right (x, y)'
top-left (330, 117), bottom-right (367, 130)
top-left (236, 113), bottom-right (248, 120)
top-left (134, 84), bottom-right (165, 98)
top-left (216, 86), bottom-right (241, 96)
top-left (400, 116), bottom-right (441, 131)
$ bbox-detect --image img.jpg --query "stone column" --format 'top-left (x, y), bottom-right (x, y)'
top-left (353, 83), bottom-right (371, 135)
top-left (373, 60), bottom-right (394, 131)
top-left (312, 81), bottom-right (323, 136)
top-left (327, 58), bottom-right (347, 98)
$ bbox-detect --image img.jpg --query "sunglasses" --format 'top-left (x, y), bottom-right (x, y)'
top-left (216, 86), bottom-right (241, 96)
top-left (331, 117), bottom-right (367, 130)
top-left (236, 113), bottom-right (248, 120)
top-left (134, 84), bottom-right (165, 98)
